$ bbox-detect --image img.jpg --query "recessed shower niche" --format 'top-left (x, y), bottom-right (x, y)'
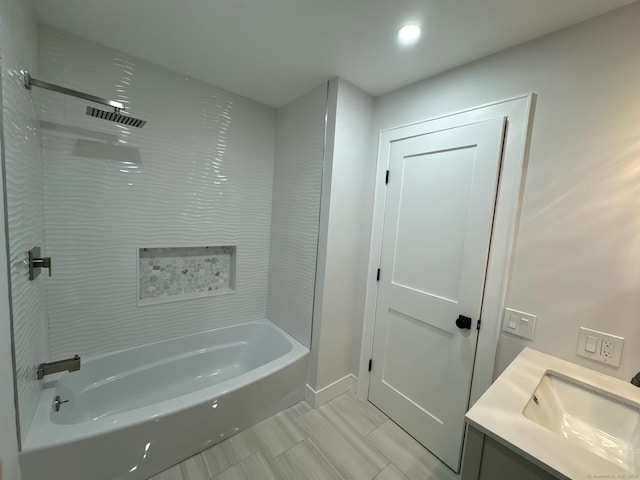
top-left (137, 246), bottom-right (237, 306)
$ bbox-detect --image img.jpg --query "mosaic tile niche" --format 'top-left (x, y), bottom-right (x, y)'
top-left (138, 246), bottom-right (236, 306)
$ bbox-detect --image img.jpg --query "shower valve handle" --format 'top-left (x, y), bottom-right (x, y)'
top-left (28, 247), bottom-right (52, 280)
top-left (33, 257), bottom-right (52, 276)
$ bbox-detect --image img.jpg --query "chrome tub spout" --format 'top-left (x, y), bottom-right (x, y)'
top-left (37, 355), bottom-right (81, 380)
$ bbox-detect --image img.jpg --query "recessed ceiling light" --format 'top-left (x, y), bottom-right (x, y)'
top-left (397, 24), bottom-right (422, 46)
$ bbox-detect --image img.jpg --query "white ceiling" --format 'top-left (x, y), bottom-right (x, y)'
top-left (31, 0), bottom-right (636, 107)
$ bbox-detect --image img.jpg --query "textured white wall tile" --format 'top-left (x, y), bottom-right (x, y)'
top-left (1, 0), bottom-right (48, 443)
top-left (38, 27), bottom-right (276, 358)
top-left (267, 84), bottom-right (327, 347)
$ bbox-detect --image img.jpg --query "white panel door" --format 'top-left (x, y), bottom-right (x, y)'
top-left (369, 117), bottom-right (506, 472)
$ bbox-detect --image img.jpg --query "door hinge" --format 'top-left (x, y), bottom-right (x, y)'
top-left (477, 319), bottom-right (482, 330)
top-left (376, 268), bottom-right (381, 281)
top-left (368, 359), bottom-right (372, 372)
top-left (385, 170), bottom-right (389, 185)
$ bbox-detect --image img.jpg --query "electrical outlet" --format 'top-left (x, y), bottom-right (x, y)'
top-left (577, 327), bottom-right (623, 367)
top-left (601, 340), bottom-right (614, 359)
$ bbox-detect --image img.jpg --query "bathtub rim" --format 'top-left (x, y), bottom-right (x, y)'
top-left (22, 318), bottom-right (308, 452)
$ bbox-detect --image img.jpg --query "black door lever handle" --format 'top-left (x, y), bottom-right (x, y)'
top-left (456, 315), bottom-right (472, 329)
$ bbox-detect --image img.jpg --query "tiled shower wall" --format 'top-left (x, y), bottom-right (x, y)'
top-left (39, 26), bottom-right (276, 358)
top-left (1, 0), bottom-right (49, 442)
top-left (267, 85), bottom-right (327, 347)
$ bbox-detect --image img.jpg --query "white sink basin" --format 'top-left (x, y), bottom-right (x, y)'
top-left (466, 348), bottom-right (640, 479)
top-left (523, 372), bottom-right (640, 472)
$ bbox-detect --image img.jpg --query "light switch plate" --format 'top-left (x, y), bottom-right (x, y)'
top-left (585, 335), bottom-right (598, 353)
top-left (502, 308), bottom-right (537, 340)
top-left (577, 327), bottom-right (624, 367)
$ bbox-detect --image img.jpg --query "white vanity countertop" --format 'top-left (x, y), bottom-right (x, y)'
top-left (465, 347), bottom-right (640, 480)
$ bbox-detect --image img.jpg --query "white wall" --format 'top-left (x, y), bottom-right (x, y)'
top-left (267, 83), bottom-right (326, 347)
top-left (0, 0), bottom-right (47, 446)
top-left (310, 78), bottom-right (373, 390)
top-left (39, 26), bottom-right (276, 358)
top-left (371, 3), bottom-right (640, 383)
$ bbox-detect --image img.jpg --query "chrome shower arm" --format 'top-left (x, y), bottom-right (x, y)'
top-left (22, 70), bottom-right (125, 111)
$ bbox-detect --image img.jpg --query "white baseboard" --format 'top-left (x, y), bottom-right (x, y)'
top-left (305, 374), bottom-right (358, 408)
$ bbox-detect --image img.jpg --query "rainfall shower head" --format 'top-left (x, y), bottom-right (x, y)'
top-left (21, 70), bottom-right (148, 129)
top-left (86, 106), bottom-right (147, 128)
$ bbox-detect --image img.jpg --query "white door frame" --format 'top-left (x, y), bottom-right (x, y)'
top-left (357, 94), bottom-right (535, 407)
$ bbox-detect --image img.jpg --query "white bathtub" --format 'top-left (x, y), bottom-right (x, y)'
top-left (20, 319), bottom-right (309, 480)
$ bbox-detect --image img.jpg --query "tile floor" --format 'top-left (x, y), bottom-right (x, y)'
top-left (149, 392), bottom-right (460, 480)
